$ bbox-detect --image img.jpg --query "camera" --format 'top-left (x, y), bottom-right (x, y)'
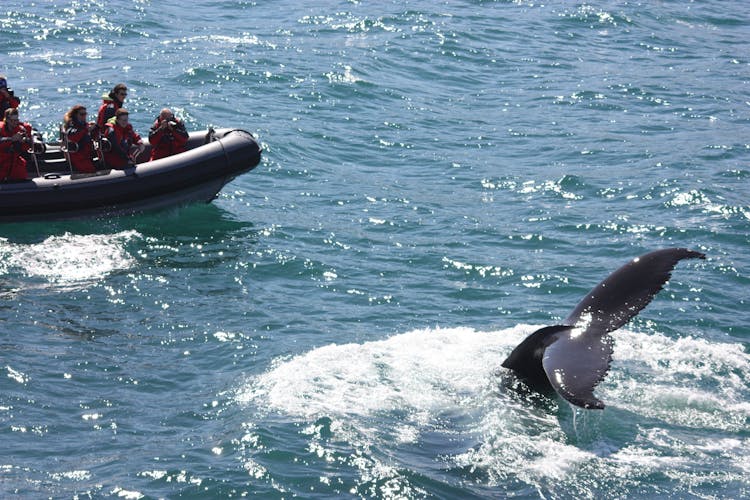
top-left (168, 121), bottom-right (177, 127)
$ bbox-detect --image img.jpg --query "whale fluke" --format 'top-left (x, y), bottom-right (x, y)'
top-left (502, 248), bottom-right (705, 409)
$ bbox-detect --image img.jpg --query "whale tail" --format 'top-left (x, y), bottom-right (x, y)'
top-left (502, 248), bottom-right (706, 409)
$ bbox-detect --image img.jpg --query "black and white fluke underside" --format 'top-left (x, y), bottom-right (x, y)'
top-left (502, 248), bottom-right (705, 409)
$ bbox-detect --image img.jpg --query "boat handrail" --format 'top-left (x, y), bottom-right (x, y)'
top-left (204, 128), bottom-right (216, 144)
top-left (58, 124), bottom-right (75, 175)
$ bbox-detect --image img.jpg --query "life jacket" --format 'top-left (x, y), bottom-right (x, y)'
top-left (65, 118), bottom-right (96, 173)
top-left (96, 94), bottom-right (122, 129)
top-left (0, 90), bottom-right (21, 117)
top-left (0, 120), bottom-right (32, 154)
top-left (148, 117), bottom-right (189, 161)
top-left (0, 120), bottom-right (31, 180)
top-left (103, 122), bottom-right (141, 168)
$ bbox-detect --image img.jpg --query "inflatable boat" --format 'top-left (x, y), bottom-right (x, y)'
top-left (0, 128), bottom-right (261, 222)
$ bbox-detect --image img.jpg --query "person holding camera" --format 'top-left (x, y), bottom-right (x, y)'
top-left (102, 108), bottom-right (145, 169)
top-left (0, 108), bottom-right (32, 181)
top-left (148, 108), bottom-right (188, 161)
top-left (0, 75), bottom-right (21, 117)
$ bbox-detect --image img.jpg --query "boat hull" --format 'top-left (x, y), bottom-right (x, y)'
top-left (0, 128), bottom-right (261, 222)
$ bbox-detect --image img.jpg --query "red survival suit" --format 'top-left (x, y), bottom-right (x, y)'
top-left (0, 120), bottom-right (31, 181)
top-left (0, 92), bottom-right (20, 118)
top-left (96, 94), bottom-right (122, 129)
top-left (103, 122), bottom-right (142, 169)
top-left (65, 118), bottom-right (97, 173)
top-left (148, 117), bottom-right (188, 161)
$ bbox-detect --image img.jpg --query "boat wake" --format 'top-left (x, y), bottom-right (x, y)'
top-left (237, 326), bottom-right (750, 497)
top-left (0, 231), bottom-right (140, 292)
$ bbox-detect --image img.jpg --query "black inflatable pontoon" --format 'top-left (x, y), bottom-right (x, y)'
top-left (0, 128), bottom-right (261, 222)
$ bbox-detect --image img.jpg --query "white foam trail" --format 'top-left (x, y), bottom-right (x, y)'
top-left (607, 330), bottom-right (750, 431)
top-left (238, 326), bottom-right (750, 494)
top-left (239, 327), bottom-right (516, 421)
top-left (0, 231), bottom-right (140, 290)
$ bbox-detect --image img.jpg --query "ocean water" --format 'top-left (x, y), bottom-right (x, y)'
top-left (1, 0), bottom-right (749, 498)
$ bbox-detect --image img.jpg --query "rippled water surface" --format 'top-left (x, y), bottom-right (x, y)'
top-left (2, 1), bottom-right (749, 498)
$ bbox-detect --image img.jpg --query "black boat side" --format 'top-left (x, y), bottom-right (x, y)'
top-left (0, 128), bottom-right (261, 222)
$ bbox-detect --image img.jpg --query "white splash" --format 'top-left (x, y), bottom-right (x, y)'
top-left (0, 231), bottom-right (140, 289)
top-left (239, 327), bottom-right (511, 421)
top-left (238, 325), bottom-right (750, 493)
top-left (325, 65), bottom-right (363, 84)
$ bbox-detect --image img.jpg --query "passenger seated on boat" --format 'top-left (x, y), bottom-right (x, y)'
top-left (102, 109), bottom-right (145, 169)
top-left (96, 83), bottom-right (127, 129)
top-left (0, 75), bottom-right (21, 117)
top-left (63, 105), bottom-right (98, 173)
top-left (0, 108), bottom-right (32, 181)
top-left (148, 108), bottom-right (188, 161)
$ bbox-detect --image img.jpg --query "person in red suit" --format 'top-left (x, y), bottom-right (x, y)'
top-left (102, 109), bottom-right (145, 169)
top-left (148, 108), bottom-right (189, 161)
top-left (0, 75), bottom-right (21, 117)
top-left (0, 108), bottom-right (32, 181)
top-left (63, 105), bottom-right (98, 173)
top-left (96, 83), bottom-right (127, 129)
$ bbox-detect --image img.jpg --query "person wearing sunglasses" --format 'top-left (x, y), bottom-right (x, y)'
top-left (63, 105), bottom-right (98, 173)
top-left (96, 83), bottom-right (128, 129)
